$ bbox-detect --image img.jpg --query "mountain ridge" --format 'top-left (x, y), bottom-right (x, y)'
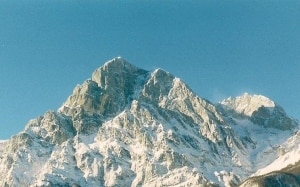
top-left (0, 57), bottom-right (298, 187)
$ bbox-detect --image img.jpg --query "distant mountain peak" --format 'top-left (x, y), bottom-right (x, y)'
top-left (221, 93), bottom-right (276, 117)
top-left (220, 93), bottom-right (297, 130)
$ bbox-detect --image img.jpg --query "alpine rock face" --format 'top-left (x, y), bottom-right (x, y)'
top-left (0, 57), bottom-right (299, 187)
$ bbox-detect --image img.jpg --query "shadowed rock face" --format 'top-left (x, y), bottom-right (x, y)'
top-left (62, 58), bottom-right (149, 117)
top-left (250, 105), bottom-right (297, 130)
top-left (91, 57), bottom-right (149, 116)
top-left (0, 58), bottom-right (298, 187)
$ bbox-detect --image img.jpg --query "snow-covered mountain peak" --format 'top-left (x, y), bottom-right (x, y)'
top-left (221, 93), bottom-right (275, 117)
top-left (220, 93), bottom-right (297, 130)
top-left (1, 58), bottom-right (299, 187)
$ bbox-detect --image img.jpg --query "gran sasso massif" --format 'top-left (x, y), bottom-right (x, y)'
top-left (0, 57), bottom-right (299, 187)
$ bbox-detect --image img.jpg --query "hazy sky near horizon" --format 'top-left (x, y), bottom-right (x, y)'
top-left (0, 1), bottom-right (300, 139)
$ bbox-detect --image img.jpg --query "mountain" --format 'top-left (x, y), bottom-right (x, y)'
top-left (0, 57), bottom-right (299, 187)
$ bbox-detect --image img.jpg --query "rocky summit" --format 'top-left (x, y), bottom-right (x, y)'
top-left (0, 57), bottom-right (299, 187)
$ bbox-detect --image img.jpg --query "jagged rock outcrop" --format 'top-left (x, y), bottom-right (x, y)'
top-left (0, 141), bottom-right (6, 157)
top-left (0, 57), bottom-right (298, 187)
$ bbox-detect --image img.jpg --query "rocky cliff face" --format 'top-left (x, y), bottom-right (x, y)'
top-left (0, 57), bottom-right (298, 187)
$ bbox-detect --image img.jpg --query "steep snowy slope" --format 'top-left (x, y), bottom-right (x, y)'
top-left (254, 130), bottom-right (300, 176)
top-left (0, 57), bottom-right (298, 187)
top-left (239, 130), bottom-right (300, 187)
top-left (240, 156), bottom-right (300, 187)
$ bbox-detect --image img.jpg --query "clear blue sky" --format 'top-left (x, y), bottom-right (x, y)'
top-left (1, 1), bottom-right (300, 139)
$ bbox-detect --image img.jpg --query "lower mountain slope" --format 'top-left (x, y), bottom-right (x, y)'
top-left (239, 130), bottom-right (300, 187)
top-left (0, 58), bottom-right (298, 187)
top-left (239, 172), bottom-right (300, 187)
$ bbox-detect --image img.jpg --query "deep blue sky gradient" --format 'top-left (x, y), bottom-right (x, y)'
top-left (1, 1), bottom-right (300, 139)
